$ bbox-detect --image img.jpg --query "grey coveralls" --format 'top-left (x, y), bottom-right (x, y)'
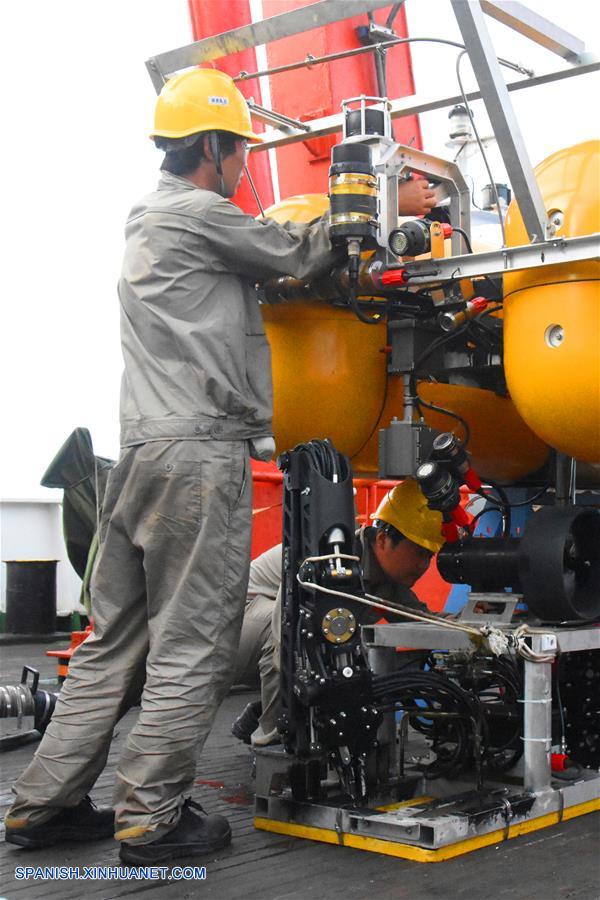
top-left (232, 544), bottom-right (282, 744)
top-left (246, 526), bottom-right (430, 745)
top-left (6, 170), bottom-right (338, 844)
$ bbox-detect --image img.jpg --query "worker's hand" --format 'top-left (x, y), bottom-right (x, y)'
top-left (250, 436), bottom-right (275, 462)
top-left (398, 176), bottom-right (436, 217)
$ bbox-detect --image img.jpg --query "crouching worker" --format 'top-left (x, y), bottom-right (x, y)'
top-left (232, 478), bottom-right (444, 746)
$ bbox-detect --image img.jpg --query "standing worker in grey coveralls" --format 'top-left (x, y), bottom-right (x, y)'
top-left (5, 68), bottom-right (437, 863)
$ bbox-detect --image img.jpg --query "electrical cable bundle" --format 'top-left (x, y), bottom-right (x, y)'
top-left (408, 322), bottom-right (473, 448)
top-left (297, 438), bottom-right (350, 483)
top-left (372, 668), bottom-right (483, 778)
top-left (435, 653), bottom-right (523, 772)
top-left (371, 653), bottom-right (523, 779)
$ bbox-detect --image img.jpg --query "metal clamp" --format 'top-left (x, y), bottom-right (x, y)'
top-left (517, 698), bottom-right (551, 704)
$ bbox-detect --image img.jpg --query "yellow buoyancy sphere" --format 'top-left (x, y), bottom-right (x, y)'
top-left (503, 141), bottom-right (600, 462)
top-left (263, 194), bottom-right (550, 480)
top-left (262, 194), bottom-right (388, 461)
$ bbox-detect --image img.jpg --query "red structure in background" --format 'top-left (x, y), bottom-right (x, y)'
top-left (263, 0), bottom-right (422, 197)
top-left (187, 0), bottom-right (274, 216)
top-left (188, 0), bottom-right (422, 210)
top-left (185, 3), bottom-right (452, 608)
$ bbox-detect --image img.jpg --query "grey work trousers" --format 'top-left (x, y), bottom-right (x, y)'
top-left (234, 595), bottom-right (279, 744)
top-left (6, 439), bottom-right (251, 845)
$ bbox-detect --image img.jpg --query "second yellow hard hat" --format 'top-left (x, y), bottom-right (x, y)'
top-left (371, 479), bottom-right (444, 553)
top-left (152, 68), bottom-right (262, 143)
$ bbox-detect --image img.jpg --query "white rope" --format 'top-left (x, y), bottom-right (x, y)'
top-left (297, 575), bottom-right (488, 641)
top-left (296, 558), bottom-right (554, 662)
top-left (510, 624), bottom-right (556, 664)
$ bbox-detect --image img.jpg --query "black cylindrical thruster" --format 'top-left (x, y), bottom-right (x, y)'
top-left (519, 506), bottom-right (600, 621)
top-left (437, 538), bottom-right (522, 592)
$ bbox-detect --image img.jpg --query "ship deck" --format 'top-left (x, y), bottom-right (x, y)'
top-left (1, 640), bottom-right (598, 900)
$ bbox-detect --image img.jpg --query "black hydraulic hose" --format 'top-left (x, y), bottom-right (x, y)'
top-left (407, 322), bottom-right (472, 448)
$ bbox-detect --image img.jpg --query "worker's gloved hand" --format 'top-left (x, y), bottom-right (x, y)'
top-left (398, 176), bottom-right (437, 216)
top-left (249, 436), bottom-right (276, 461)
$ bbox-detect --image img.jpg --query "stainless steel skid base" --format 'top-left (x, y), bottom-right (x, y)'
top-left (254, 773), bottom-right (600, 862)
top-left (254, 768), bottom-right (600, 862)
top-left (254, 623), bottom-right (600, 862)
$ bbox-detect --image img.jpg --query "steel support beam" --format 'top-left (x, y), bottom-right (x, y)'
top-left (248, 60), bottom-right (600, 151)
top-left (523, 648), bottom-right (552, 793)
top-left (145, 0), bottom-right (392, 92)
top-left (452, 0), bottom-right (548, 243)
top-left (401, 233), bottom-right (600, 286)
top-left (481, 1), bottom-right (585, 63)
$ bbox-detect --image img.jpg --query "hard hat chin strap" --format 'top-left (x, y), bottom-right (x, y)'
top-left (208, 131), bottom-right (225, 196)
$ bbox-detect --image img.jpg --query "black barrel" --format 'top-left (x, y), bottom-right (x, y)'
top-left (4, 560), bottom-right (58, 634)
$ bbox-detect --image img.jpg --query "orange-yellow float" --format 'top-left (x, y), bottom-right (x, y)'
top-left (262, 143), bottom-right (598, 480)
top-left (503, 140), bottom-right (600, 463)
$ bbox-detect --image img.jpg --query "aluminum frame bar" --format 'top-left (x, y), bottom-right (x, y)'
top-left (522, 650), bottom-right (552, 792)
top-left (452, 0), bottom-right (548, 242)
top-left (248, 60), bottom-right (599, 152)
top-left (400, 233), bottom-right (600, 286)
top-left (145, 0), bottom-right (392, 92)
top-left (362, 623), bottom-right (600, 652)
top-left (481, 1), bottom-right (585, 63)
top-left (376, 143), bottom-right (471, 254)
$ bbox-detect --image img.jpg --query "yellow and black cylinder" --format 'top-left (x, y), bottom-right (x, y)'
top-left (328, 142), bottom-right (378, 246)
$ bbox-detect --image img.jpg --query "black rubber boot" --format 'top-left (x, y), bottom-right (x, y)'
top-left (231, 699), bottom-right (262, 744)
top-left (119, 799), bottom-right (231, 864)
top-left (5, 796), bottom-right (114, 849)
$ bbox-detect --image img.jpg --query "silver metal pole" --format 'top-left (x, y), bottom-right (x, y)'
top-left (451, 0), bottom-right (549, 243)
top-left (146, 0), bottom-right (392, 91)
top-left (481, 1), bottom-right (585, 62)
top-left (250, 60), bottom-right (600, 152)
top-left (522, 645), bottom-right (553, 793)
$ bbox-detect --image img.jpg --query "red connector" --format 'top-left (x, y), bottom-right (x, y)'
top-left (551, 753), bottom-right (570, 772)
top-left (381, 269), bottom-right (409, 286)
top-left (441, 521), bottom-right (461, 543)
top-left (450, 504), bottom-right (472, 528)
top-left (471, 296), bottom-right (490, 313)
top-left (463, 467), bottom-right (483, 491)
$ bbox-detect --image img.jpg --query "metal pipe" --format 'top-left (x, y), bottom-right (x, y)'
top-left (146, 0), bottom-right (393, 91)
top-left (234, 36), bottom-right (532, 84)
top-left (522, 652), bottom-right (553, 793)
top-left (250, 61), bottom-right (599, 152)
top-left (246, 98), bottom-right (311, 132)
top-left (452, 0), bottom-right (549, 242)
top-left (555, 452), bottom-right (577, 507)
top-left (244, 164), bottom-right (265, 216)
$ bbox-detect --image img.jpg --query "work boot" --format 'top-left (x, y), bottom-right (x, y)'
top-left (4, 796), bottom-right (114, 849)
top-left (119, 799), bottom-right (231, 864)
top-left (231, 699), bottom-right (262, 744)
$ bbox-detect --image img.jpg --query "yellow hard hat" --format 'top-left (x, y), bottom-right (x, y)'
top-left (371, 479), bottom-right (444, 553)
top-left (152, 68), bottom-right (262, 143)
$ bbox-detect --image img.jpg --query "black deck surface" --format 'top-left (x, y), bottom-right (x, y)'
top-left (1, 641), bottom-right (598, 900)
